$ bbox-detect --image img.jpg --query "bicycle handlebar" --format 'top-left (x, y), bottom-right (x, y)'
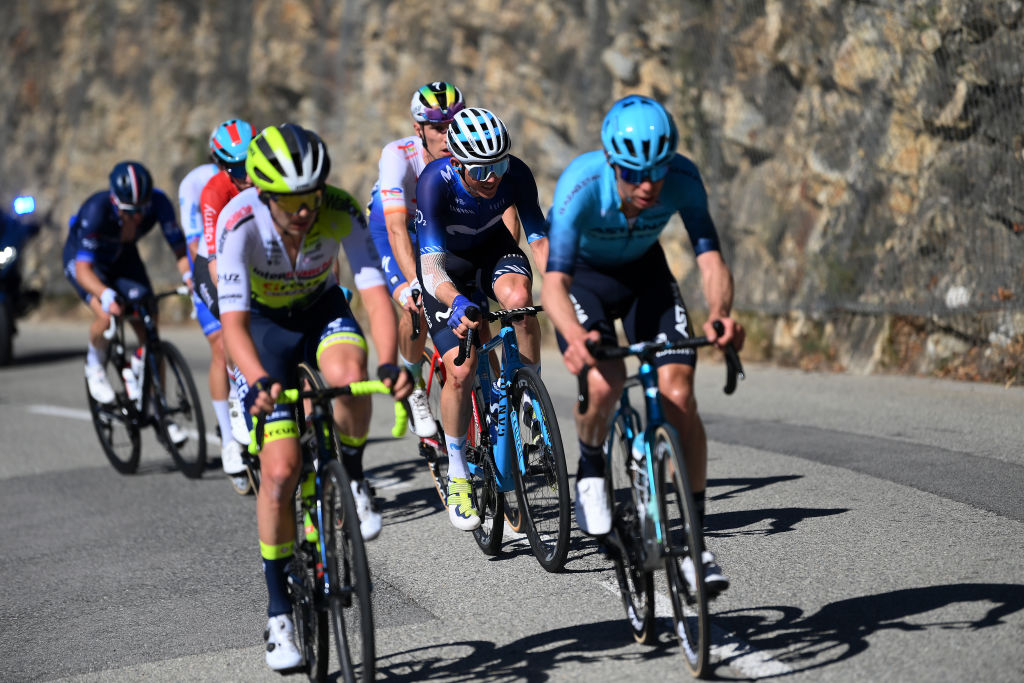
top-left (247, 379), bottom-right (408, 455)
top-left (453, 305), bottom-right (481, 367)
top-left (101, 287), bottom-right (191, 340)
top-left (409, 288), bottom-right (422, 340)
top-left (576, 321), bottom-right (745, 414)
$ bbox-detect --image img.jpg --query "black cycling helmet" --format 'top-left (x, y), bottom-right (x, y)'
top-left (109, 161), bottom-right (154, 207)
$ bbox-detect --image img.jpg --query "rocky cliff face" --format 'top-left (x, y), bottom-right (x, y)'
top-left (4, 0), bottom-right (1022, 376)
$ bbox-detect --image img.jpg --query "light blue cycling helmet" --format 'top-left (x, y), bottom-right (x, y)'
top-left (209, 119), bottom-right (257, 165)
top-left (600, 95), bottom-right (678, 171)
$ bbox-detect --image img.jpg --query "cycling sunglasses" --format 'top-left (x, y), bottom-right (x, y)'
top-left (115, 199), bottom-right (150, 214)
top-left (464, 156), bottom-right (510, 181)
top-left (225, 162), bottom-right (248, 181)
top-left (270, 189), bottom-right (323, 214)
top-left (616, 162), bottom-right (670, 185)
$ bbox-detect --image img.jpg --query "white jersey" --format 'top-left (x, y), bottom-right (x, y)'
top-left (216, 186), bottom-right (383, 315)
top-left (368, 136), bottom-right (428, 223)
top-left (177, 163), bottom-right (218, 247)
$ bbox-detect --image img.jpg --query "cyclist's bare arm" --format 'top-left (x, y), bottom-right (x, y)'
top-left (221, 309), bottom-right (281, 413)
top-left (384, 211), bottom-right (420, 308)
top-left (540, 270), bottom-right (598, 374)
top-left (75, 260), bottom-right (123, 316)
top-left (695, 250), bottom-right (744, 350)
top-left (359, 282), bottom-right (399, 366)
top-left (502, 205), bottom-right (521, 243)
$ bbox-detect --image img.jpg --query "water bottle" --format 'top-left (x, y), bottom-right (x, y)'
top-left (300, 472), bottom-right (319, 545)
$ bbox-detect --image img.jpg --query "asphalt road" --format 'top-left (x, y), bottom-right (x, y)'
top-left (2, 319), bottom-right (1023, 682)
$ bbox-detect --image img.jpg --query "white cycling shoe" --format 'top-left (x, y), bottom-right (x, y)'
top-left (681, 550), bottom-right (730, 596)
top-left (264, 614), bottom-right (302, 671)
top-left (575, 477), bottom-right (612, 536)
top-left (227, 394), bottom-right (251, 445)
top-left (407, 385), bottom-right (436, 438)
top-left (165, 421), bottom-right (189, 446)
top-left (85, 363), bottom-right (115, 404)
top-left (351, 479), bottom-right (382, 541)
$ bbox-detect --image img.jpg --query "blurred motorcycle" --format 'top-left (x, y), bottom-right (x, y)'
top-left (0, 196), bottom-right (42, 365)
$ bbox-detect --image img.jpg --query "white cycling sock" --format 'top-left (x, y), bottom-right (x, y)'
top-left (212, 400), bottom-right (233, 447)
top-left (445, 433), bottom-right (469, 480)
top-left (399, 352), bottom-right (423, 384)
top-left (86, 343), bottom-right (103, 367)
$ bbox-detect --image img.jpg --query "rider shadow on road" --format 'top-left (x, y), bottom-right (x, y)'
top-left (366, 456), bottom-right (451, 527)
top-left (713, 582), bottom-right (1024, 677)
top-left (375, 618), bottom-right (680, 682)
top-left (709, 475), bottom-right (804, 501)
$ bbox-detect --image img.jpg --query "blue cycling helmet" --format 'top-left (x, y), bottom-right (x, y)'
top-left (209, 119), bottom-right (257, 165)
top-left (109, 161), bottom-right (153, 207)
top-left (600, 95), bottom-right (678, 171)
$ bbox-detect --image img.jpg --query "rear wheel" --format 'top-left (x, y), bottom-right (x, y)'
top-left (470, 383), bottom-right (504, 555)
top-left (606, 411), bottom-right (655, 643)
top-left (510, 367), bottom-right (570, 572)
top-left (289, 489), bottom-right (328, 682)
top-left (86, 357), bottom-right (141, 474)
top-left (152, 341), bottom-right (207, 478)
top-left (656, 425), bottom-right (711, 677)
top-left (323, 459), bottom-right (375, 681)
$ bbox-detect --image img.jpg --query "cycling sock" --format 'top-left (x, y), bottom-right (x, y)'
top-left (338, 432), bottom-right (368, 481)
top-left (445, 433), bottom-right (469, 480)
top-left (260, 541), bottom-right (294, 617)
top-left (577, 440), bottom-right (605, 479)
top-left (86, 343), bottom-right (103, 367)
top-left (399, 352), bottom-right (423, 384)
top-left (212, 400), bottom-right (233, 447)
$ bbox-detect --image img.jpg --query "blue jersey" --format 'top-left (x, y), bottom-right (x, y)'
top-left (415, 155), bottom-right (547, 258)
top-left (546, 150), bottom-right (721, 275)
top-left (68, 189), bottom-right (185, 266)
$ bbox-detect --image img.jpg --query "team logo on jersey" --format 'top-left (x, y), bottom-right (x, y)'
top-left (434, 307), bottom-right (452, 324)
top-left (670, 283), bottom-right (690, 337)
top-left (569, 294), bottom-right (588, 324)
top-left (224, 204), bottom-right (253, 231)
top-left (397, 141), bottom-right (417, 158)
top-left (381, 188), bottom-right (402, 199)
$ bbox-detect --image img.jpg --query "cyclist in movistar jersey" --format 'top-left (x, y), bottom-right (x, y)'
top-left (542, 95), bottom-right (745, 596)
top-left (182, 119), bottom-right (257, 491)
top-left (416, 107), bottom-right (548, 531)
top-left (64, 161), bottom-right (193, 445)
top-left (366, 81), bottom-right (465, 439)
top-left (217, 123), bottom-right (412, 671)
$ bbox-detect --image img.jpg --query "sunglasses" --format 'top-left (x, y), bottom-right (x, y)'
top-left (270, 190), bottom-right (323, 214)
top-left (225, 162), bottom-right (248, 181)
top-left (464, 156), bottom-right (510, 181)
top-left (616, 162), bottom-right (670, 185)
top-left (115, 200), bottom-right (150, 214)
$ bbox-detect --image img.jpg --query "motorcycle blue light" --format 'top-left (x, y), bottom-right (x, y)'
top-left (13, 196), bottom-right (35, 215)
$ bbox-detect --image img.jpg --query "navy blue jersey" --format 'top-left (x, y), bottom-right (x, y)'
top-left (68, 189), bottom-right (185, 266)
top-left (415, 155), bottom-right (546, 258)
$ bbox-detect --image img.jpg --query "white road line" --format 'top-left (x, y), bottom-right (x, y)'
top-left (597, 578), bottom-right (793, 678)
top-left (26, 403), bottom-right (221, 445)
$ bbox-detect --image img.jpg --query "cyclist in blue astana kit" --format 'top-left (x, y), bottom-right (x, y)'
top-left (541, 95), bottom-right (745, 595)
top-left (366, 81), bottom-right (466, 439)
top-left (217, 123), bottom-right (412, 671)
top-left (65, 161), bottom-right (193, 444)
top-left (416, 107), bottom-right (549, 531)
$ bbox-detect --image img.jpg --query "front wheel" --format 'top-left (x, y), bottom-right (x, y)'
top-left (470, 384), bottom-right (504, 555)
top-left (322, 459), bottom-right (375, 681)
top-left (290, 488), bottom-right (328, 682)
top-left (86, 361), bottom-right (141, 474)
top-left (655, 425), bottom-right (711, 677)
top-left (152, 341), bottom-right (207, 478)
top-left (510, 367), bottom-right (570, 572)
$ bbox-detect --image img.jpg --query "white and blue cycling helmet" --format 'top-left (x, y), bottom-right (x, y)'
top-left (446, 107), bottom-right (510, 164)
top-left (601, 95), bottom-right (678, 172)
top-left (209, 119), bottom-right (257, 165)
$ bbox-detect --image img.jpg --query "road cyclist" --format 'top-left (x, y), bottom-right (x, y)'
top-left (216, 123), bottom-right (412, 671)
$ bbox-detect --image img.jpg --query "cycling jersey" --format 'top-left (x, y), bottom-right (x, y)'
top-left (366, 136), bottom-right (427, 293)
top-left (199, 170), bottom-right (241, 260)
top-left (217, 186), bottom-right (384, 316)
top-left (178, 163), bottom-right (218, 254)
top-left (546, 150), bottom-right (721, 275)
top-left (67, 189), bottom-right (185, 267)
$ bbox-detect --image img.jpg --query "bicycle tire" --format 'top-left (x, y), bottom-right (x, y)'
top-left (606, 411), bottom-right (655, 643)
top-left (655, 424), bottom-right (711, 677)
top-left (421, 350), bottom-right (449, 505)
top-left (86, 363), bottom-right (141, 474)
top-left (152, 341), bottom-right (207, 478)
top-left (470, 383), bottom-right (504, 555)
top-left (323, 459), bottom-right (375, 682)
top-left (509, 367), bottom-right (570, 572)
top-left (290, 489), bottom-right (329, 682)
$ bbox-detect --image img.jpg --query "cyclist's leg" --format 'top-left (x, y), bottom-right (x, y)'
top-left (488, 235), bottom-right (540, 367)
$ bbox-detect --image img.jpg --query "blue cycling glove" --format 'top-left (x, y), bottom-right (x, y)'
top-left (447, 294), bottom-right (475, 331)
top-left (242, 376), bottom-right (277, 415)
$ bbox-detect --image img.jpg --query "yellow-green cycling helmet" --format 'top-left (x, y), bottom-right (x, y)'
top-left (245, 123), bottom-right (331, 194)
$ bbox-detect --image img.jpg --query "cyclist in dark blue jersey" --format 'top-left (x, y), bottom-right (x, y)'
top-left (415, 107), bottom-right (548, 531)
top-left (64, 161), bottom-right (191, 434)
top-left (542, 95), bottom-right (745, 595)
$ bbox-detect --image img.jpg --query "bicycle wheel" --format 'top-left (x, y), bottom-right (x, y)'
top-left (421, 350), bottom-right (449, 505)
top-left (152, 341), bottom-right (207, 478)
top-left (323, 459), bottom-right (375, 682)
top-left (290, 489), bottom-right (329, 682)
top-left (469, 383), bottom-right (504, 555)
top-left (606, 411), bottom-right (655, 643)
top-left (655, 424), bottom-right (711, 677)
top-left (86, 360), bottom-right (141, 474)
top-left (509, 367), bottom-right (570, 572)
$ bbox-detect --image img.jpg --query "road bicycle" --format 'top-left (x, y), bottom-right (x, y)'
top-left (441, 304), bottom-right (570, 572)
top-left (577, 322), bottom-right (743, 677)
top-left (249, 364), bottom-right (406, 682)
top-left (85, 287), bottom-right (207, 477)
